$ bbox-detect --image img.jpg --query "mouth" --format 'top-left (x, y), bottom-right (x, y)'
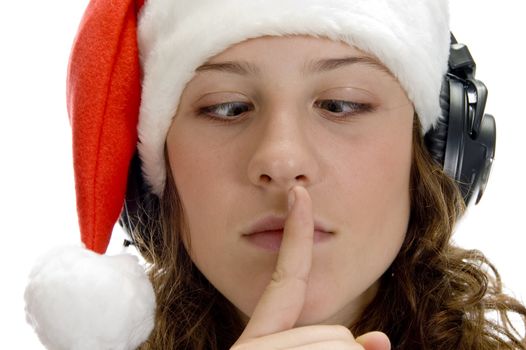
top-left (242, 216), bottom-right (334, 252)
top-left (244, 229), bottom-right (333, 252)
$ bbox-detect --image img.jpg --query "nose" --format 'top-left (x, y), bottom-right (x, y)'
top-left (247, 107), bottom-right (320, 190)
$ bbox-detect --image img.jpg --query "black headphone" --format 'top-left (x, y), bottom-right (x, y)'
top-left (120, 34), bottom-right (497, 240)
top-left (424, 33), bottom-right (496, 206)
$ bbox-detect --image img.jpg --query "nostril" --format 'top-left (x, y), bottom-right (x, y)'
top-left (295, 174), bottom-right (307, 183)
top-left (259, 174), bottom-right (307, 184)
top-left (294, 175), bottom-right (308, 186)
top-left (259, 174), bottom-right (272, 183)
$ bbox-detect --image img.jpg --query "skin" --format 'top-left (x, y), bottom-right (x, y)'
top-left (166, 36), bottom-right (414, 348)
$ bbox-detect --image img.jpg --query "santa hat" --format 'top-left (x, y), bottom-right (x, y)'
top-left (24, 0), bottom-right (450, 348)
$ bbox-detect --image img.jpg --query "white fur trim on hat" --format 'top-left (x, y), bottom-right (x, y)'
top-left (137, 0), bottom-right (451, 195)
top-left (24, 246), bottom-right (156, 350)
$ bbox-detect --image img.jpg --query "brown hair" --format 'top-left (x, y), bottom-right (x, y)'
top-left (133, 117), bottom-right (526, 349)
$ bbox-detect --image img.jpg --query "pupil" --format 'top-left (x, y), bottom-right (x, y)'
top-left (328, 101), bottom-right (341, 112)
top-left (228, 103), bottom-right (247, 116)
top-left (233, 105), bottom-right (245, 115)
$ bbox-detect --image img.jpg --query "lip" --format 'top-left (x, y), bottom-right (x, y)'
top-left (242, 215), bottom-right (334, 252)
top-left (244, 229), bottom-right (333, 252)
top-left (243, 215), bottom-right (332, 235)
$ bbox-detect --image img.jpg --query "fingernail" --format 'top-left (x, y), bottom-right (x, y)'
top-left (288, 188), bottom-right (296, 211)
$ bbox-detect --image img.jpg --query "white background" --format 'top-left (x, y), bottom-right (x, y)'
top-left (1, 1), bottom-right (524, 348)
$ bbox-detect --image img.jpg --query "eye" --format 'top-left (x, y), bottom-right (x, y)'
top-left (198, 102), bottom-right (254, 122)
top-left (314, 100), bottom-right (374, 118)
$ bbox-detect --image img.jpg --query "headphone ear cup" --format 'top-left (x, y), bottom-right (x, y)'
top-left (424, 77), bottom-right (451, 168)
top-left (424, 74), bottom-right (496, 205)
top-left (470, 112), bottom-right (496, 203)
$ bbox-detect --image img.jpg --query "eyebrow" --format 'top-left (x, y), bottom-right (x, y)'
top-left (305, 56), bottom-right (394, 77)
top-left (195, 61), bottom-right (261, 75)
top-left (195, 56), bottom-right (394, 77)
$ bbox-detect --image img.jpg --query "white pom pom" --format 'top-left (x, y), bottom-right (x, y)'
top-left (24, 246), bottom-right (156, 350)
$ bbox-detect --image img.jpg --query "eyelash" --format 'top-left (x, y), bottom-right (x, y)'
top-left (197, 100), bottom-right (374, 123)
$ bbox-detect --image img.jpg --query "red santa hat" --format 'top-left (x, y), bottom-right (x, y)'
top-left (24, 0), bottom-right (450, 348)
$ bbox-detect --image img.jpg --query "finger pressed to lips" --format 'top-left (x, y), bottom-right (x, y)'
top-left (236, 186), bottom-right (314, 340)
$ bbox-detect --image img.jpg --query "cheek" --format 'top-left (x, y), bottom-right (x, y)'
top-left (331, 109), bottom-right (413, 221)
top-left (166, 123), bottom-right (248, 295)
top-left (326, 113), bottom-right (412, 272)
top-left (297, 117), bottom-right (413, 321)
top-left (166, 125), bottom-right (226, 254)
top-left (348, 123), bottom-right (412, 253)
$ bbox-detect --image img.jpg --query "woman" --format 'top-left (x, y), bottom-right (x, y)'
top-left (25, 0), bottom-right (526, 349)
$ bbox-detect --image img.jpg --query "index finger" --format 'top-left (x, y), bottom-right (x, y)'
top-left (238, 186), bottom-right (314, 340)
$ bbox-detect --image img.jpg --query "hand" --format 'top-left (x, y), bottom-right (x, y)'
top-left (231, 186), bottom-right (390, 349)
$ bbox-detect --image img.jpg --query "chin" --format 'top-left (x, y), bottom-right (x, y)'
top-left (296, 281), bottom-right (379, 327)
top-left (293, 292), bottom-right (349, 326)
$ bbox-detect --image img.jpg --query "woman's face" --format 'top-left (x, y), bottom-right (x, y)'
top-left (166, 36), bottom-right (414, 326)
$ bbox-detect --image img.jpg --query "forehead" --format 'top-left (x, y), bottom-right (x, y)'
top-left (198, 35), bottom-right (393, 78)
top-left (210, 35), bottom-right (363, 58)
